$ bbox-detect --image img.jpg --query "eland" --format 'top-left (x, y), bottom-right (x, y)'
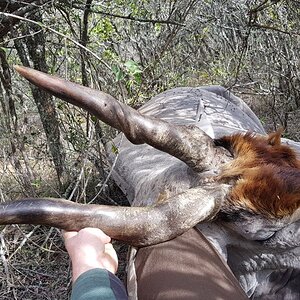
top-left (1, 66), bottom-right (300, 299)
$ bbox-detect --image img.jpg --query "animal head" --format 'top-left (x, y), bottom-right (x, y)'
top-left (1, 65), bottom-right (299, 247)
top-left (216, 131), bottom-right (300, 218)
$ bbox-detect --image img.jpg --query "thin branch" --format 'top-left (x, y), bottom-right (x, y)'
top-left (0, 12), bottom-right (111, 70)
top-left (71, 4), bottom-right (185, 26)
top-left (0, 0), bottom-right (51, 39)
top-left (1, 29), bottom-right (43, 45)
top-left (250, 22), bottom-right (300, 36)
top-left (0, 232), bottom-right (10, 292)
top-left (249, 0), bottom-right (282, 14)
top-left (8, 226), bottom-right (39, 259)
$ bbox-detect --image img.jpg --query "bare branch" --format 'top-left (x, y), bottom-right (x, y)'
top-left (250, 22), bottom-right (300, 36)
top-left (70, 4), bottom-right (185, 26)
top-left (0, 0), bottom-right (50, 39)
top-left (0, 12), bottom-right (111, 70)
top-left (249, 0), bottom-right (282, 14)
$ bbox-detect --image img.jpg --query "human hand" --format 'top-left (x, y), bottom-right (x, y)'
top-left (63, 228), bottom-right (118, 282)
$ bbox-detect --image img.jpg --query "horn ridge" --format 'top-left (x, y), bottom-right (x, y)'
top-left (1, 182), bottom-right (228, 246)
top-left (14, 65), bottom-right (228, 171)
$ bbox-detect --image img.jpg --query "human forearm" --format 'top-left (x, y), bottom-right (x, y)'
top-left (71, 268), bottom-right (128, 300)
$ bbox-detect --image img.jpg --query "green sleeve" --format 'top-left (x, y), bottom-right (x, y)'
top-left (71, 268), bottom-right (128, 300)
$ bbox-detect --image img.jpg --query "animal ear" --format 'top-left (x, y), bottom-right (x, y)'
top-left (267, 128), bottom-right (284, 146)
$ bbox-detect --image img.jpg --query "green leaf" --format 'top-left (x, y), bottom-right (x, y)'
top-left (91, 115), bottom-right (98, 123)
top-left (111, 143), bottom-right (119, 154)
top-left (154, 23), bottom-right (161, 35)
top-left (91, 18), bottom-right (114, 41)
top-left (0, 47), bottom-right (7, 53)
top-left (124, 60), bottom-right (143, 75)
top-left (112, 65), bottom-right (124, 82)
top-left (31, 178), bottom-right (42, 188)
top-left (134, 73), bottom-right (142, 84)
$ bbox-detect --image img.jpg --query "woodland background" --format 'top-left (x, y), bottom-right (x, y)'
top-left (0, 0), bottom-right (300, 298)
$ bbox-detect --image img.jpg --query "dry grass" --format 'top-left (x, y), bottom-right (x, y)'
top-left (0, 155), bottom-right (129, 299)
top-left (0, 225), bottom-right (70, 299)
top-left (0, 224), bottom-right (128, 299)
top-left (233, 88), bottom-right (300, 142)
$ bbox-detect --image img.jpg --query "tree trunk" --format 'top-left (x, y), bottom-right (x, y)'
top-left (14, 13), bottom-right (66, 185)
top-left (0, 45), bottom-right (35, 195)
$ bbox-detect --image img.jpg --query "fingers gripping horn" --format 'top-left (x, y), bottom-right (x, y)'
top-left (0, 183), bottom-right (228, 247)
top-left (14, 65), bottom-right (219, 172)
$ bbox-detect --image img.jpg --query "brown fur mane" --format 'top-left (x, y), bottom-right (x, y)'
top-left (215, 130), bottom-right (300, 218)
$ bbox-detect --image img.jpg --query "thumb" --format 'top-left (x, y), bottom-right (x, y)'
top-left (62, 230), bottom-right (78, 240)
top-left (104, 243), bottom-right (118, 274)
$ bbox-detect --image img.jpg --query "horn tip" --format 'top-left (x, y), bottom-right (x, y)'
top-left (14, 65), bottom-right (28, 75)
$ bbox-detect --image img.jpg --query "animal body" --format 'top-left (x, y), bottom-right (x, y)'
top-left (1, 66), bottom-right (300, 299)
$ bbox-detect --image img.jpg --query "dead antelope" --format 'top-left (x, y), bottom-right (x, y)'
top-left (1, 66), bottom-right (300, 298)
